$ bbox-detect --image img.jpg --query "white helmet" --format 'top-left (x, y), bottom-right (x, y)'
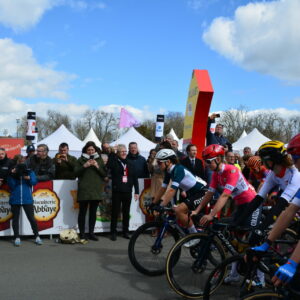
top-left (155, 149), bottom-right (177, 162)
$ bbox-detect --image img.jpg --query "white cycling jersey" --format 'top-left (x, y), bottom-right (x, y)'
top-left (258, 166), bottom-right (300, 204)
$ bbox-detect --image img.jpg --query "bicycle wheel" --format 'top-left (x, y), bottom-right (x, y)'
top-left (240, 290), bottom-right (283, 299)
top-left (273, 228), bottom-right (297, 257)
top-left (128, 221), bottom-right (180, 276)
top-left (166, 232), bottom-right (226, 299)
top-left (203, 254), bottom-right (254, 300)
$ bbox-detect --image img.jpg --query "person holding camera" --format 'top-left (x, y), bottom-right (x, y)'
top-left (75, 141), bottom-right (107, 242)
top-left (8, 155), bottom-right (42, 246)
top-left (54, 142), bottom-right (77, 179)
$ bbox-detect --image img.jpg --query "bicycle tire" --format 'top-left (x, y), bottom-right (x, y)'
top-left (240, 290), bottom-right (283, 299)
top-left (128, 221), bottom-right (180, 276)
top-left (165, 232), bottom-right (226, 299)
top-left (273, 228), bottom-right (297, 257)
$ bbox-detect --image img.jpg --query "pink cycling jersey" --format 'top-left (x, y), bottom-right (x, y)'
top-left (209, 164), bottom-right (256, 205)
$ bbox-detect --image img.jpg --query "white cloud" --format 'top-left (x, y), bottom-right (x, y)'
top-left (91, 40), bottom-right (107, 52)
top-left (0, 0), bottom-right (106, 31)
top-left (202, 0), bottom-right (300, 82)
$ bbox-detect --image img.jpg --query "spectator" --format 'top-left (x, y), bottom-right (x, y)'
top-left (75, 141), bottom-right (107, 242)
top-left (243, 146), bottom-right (252, 156)
top-left (26, 144), bottom-right (55, 182)
top-left (8, 155), bottom-right (42, 246)
top-left (242, 154), bottom-right (253, 180)
top-left (171, 140), bottom-right (185, 160)
top-left (0, 148), bottom-right (14, 187)
top-left (226, 151), bottom-right (241, 170)
top-left (54, 142), bottom-right (77, 179)
top-left (147, 149), bottom-right (163, 200)
top-left (206, 113), bottom-right (232, 152)
top-left (25, 144), bottom-right (35, 159)
top-left (107, 144), bottom-right (139, 241)
top-left (181, 144), bottom-right (206, 180)
top-left (127, 142), bottom-right (149, 178)
top-left (165, 134), bottom-right (174, 144)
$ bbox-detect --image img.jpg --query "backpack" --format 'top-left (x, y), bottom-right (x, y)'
top-left (59, 229), bottom-right (80, 244)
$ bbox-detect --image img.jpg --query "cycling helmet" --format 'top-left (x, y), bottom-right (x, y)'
top-left (258, 141), bottom-right (286, 162)
top-left (247, 156), bottom-right (262, 170)
top-left (202, 144), bottom-right (225, 160)
top-left (287, 134), bottom-right (300, 156)
top-left (155, 149), bottom-right (176, 162)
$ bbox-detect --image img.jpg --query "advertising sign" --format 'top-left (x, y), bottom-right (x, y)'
top-left (0, 138), bottom-right (24, 158)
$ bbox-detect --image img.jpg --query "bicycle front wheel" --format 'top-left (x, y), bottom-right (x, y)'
top-left (128, 221), bottom-right (180, 276)
top-left (240, 290), bottom-right (284, 299)
top-left (166, 232), bottom-right (226, 299)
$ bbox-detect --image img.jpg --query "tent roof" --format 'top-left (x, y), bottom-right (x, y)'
top-left (232, 128), bottom-right (270, 152)
top-left (168, 128), bottom-right (179, 141)
top-left (83, 128), bottom-right (102, 148)
top-left (110, 127), bottom-right (156, 151)
top-left (239, 130), bottom-right (247, 140)
top-left (36, 124), bottom-right (84, 151)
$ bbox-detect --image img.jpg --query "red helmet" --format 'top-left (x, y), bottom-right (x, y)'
top-left (287, 134), bottom-right (300, 156)
top-left (248, 156), bottom-right (262, 170)
top-left (202, 144), bottom-right (225, 160)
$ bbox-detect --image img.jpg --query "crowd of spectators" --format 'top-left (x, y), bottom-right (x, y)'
top-left (0, 115), bottom-right (257, 245)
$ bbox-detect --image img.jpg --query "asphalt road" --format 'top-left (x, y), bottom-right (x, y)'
top-left (0, 234), bottom-right (240, 300)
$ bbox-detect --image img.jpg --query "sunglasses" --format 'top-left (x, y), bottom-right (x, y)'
top-left (205, 158), bottom-right (216, 164)
top-left (157, 160), bottom-right (166, 165)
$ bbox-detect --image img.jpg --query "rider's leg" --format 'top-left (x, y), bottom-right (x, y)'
top-left (174, 203), bottom-right (197, 233)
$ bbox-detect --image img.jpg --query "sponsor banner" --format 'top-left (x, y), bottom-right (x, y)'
top-left (0, 187), bottom-right (13, 235)
top-left (0, 138), bottom-right (24, 158)
top-left (20, 179), bottom-right (146, 235)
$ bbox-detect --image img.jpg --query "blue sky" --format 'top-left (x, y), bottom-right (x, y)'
top-left (0, 0), bottom-right (300, 135)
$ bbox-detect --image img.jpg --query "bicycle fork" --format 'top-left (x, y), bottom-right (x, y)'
top-left (151, 222), bottom-right (169, 254)
top-left (191, 237), bottom-right (212, 273)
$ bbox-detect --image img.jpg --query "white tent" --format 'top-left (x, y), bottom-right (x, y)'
top-left (238, 130), bottom-right (247, 140)
top-left (110, 127), bottom-right (156, 159)
top-left (168, 128), bottom-right (180, 142)
top-left (232, 128), bottom-right (270, 154)
top-left (83, 128), bottom-right (102, 148)
top-left (22, 124), bottom-right (84, 158)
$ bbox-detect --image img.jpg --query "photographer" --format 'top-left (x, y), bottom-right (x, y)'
top-left (8, 155), bottom-right (42, 246)
top-left (0, 147), bottom-right (14, 187)
top-left (206, 113), bottom-right (232, 152)
top-left (26, 144), bottom-right (55, 182)
top-left (75, 141), bottom-right (107, 242)
top-left (54, 142), bottom-right (77, 179)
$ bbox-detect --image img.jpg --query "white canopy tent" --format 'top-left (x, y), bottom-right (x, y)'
top-left (168, 128), bottom-right (180, 142)
top-left (83, 128), bottom-right (102, 148)
top-left (110, 127), bottom-right (156, 159)
top-left (238, 130), bottom-right (247, 141)
top-left (232, 128), bottom-right (270, 154)
top-left (22, 124), bottom-right (85, 158)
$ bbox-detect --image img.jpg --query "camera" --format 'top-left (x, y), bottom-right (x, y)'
top-left (215, 113), bottom-right (220, 118)
top-left (89, 155), bottom-right (95, 160)
top-left (15, 163), bottom-right (30, 177)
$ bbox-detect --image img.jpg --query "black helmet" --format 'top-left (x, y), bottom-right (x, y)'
top-left (258, 141), bottom-right (286, 163)
top-left (26, 144), bottom-right (35, 154)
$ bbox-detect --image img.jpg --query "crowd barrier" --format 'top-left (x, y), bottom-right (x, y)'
top-left (0, 179), bottom-right (152, 236)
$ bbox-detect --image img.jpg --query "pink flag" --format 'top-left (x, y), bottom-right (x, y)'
top-left (119, 108), bottom-right (141, 128)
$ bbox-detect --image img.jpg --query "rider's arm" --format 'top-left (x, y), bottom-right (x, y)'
top-left (268, 203), bottom-right (300, 242)
top-left (289, 241), bottom-right (300, 263)
top-left (193, 190), bottom-right (214, 214)
top-left (160, 187), bottom-right (176, 206)
top-left (208, 192), bottom-right (231, 217)
top-left (153, 186), bottom-right (167, 204)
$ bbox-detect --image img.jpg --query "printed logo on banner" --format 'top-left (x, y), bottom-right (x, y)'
top-left (33, 189), bottom-right (60, 231)
top-left (0, 190), bottom-right (13, 230)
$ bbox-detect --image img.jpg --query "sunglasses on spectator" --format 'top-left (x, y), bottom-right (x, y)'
top-left (205, 158), bottom-right (216, 164)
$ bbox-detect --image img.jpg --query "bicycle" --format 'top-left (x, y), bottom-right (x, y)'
top-left (128, 206), bottom-right (197, 276)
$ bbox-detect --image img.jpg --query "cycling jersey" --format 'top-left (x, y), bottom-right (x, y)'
top-left (162, 164), bottom-right (204, 197)
top-left (258, 166), bottom-right (300, 204)
top-left (209, 164), bottom-right (256, 205)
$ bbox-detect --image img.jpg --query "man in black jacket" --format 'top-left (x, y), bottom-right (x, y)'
top-left (107, 144), bottom-right (139, 241)
top-left (0, 147), bottom-right (14, 187)
top-left (127, 142), bottom-right (149, 178)
top-left (181, 144), bottom-right (206, 181)
top-left (26, 144), bottom-right (55, 182)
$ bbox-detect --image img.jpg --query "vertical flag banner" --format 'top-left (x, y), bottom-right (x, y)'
top-left (26, 112), bottom-right (37, 141)
top-left (183, 70), bottom-right (214, 157)
top-left (119, 108), bottom-right (141, 128)
top-left (155, 114), bottom-right (164, 142)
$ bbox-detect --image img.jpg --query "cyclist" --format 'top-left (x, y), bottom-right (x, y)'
top-left (151, 149), bottom-right (207, 243)
top-left (248, 134), bottom-right (300, 286)
top-left (247, 156), bottom-right (270, 191)
top-left (192, 144), bottom-right (262, 284)
top-left (234, 140), bottom-right (300, 245)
